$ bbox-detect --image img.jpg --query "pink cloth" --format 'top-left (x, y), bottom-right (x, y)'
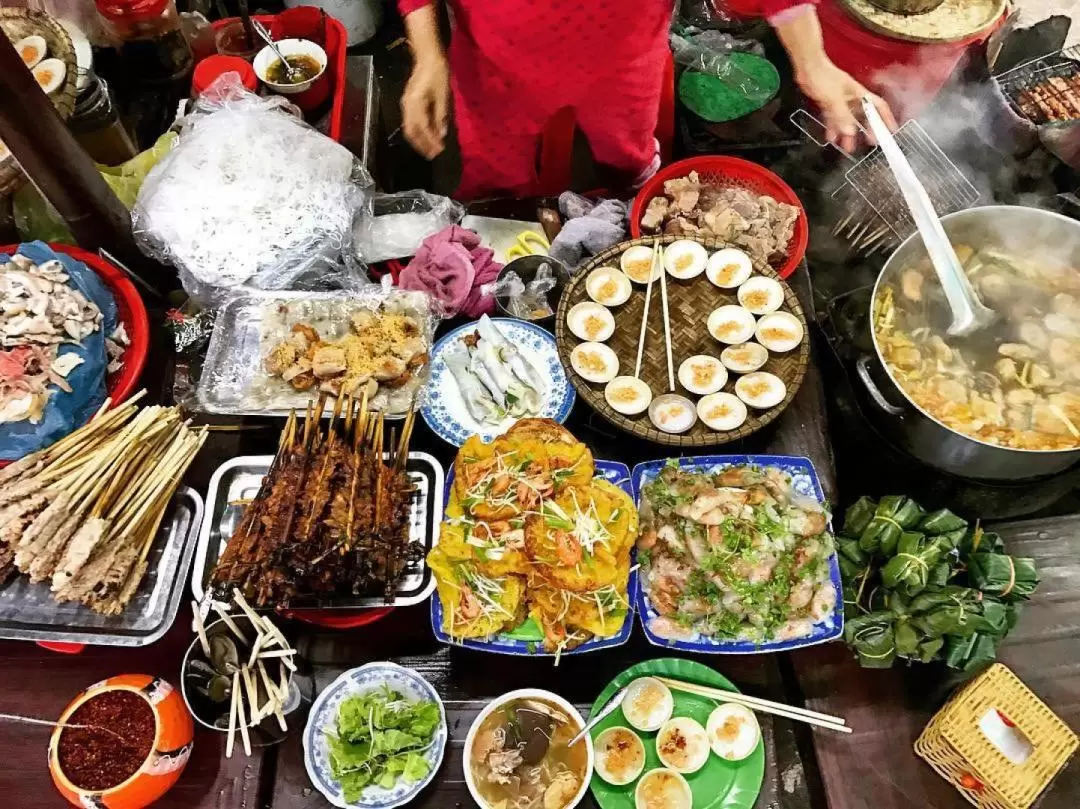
top-left (398, 225), bottom-right (502, 317)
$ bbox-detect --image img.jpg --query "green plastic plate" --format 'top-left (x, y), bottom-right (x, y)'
top-left (588, 658), bottom-right (764, 809)
top-left (678, 53), bottom-right (780, 124)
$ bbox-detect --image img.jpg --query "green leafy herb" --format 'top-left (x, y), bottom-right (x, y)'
top-left (327, 685), bottom-right (440, 802)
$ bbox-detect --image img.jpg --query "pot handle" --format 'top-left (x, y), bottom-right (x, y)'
top-left (856, 355), bottom-right (906, 416)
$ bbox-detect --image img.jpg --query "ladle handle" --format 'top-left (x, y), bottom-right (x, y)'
top-left (860, 98), bottom-right (986, 335)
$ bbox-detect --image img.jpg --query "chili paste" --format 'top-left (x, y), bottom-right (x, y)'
top-left (58, 690), bottom-right (155, 792)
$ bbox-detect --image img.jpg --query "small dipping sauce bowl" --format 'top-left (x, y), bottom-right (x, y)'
top-left (253, 38), bottom-right (327, 95)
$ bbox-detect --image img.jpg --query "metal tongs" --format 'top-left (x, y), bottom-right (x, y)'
top-left (860, 97), bottom-right (995, 338)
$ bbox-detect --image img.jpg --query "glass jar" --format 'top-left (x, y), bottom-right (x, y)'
top-left (93, 0), bottom-right (194, 147)
top-left (68, 75), bottom-right (139, 166)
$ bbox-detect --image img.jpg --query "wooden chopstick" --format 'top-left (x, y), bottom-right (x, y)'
top-left (633, 240), bottom-right (661, 379)
top-left (654, 676), bottom-right (851, 733)
top-left (657, 245), bottom-right (675, 392)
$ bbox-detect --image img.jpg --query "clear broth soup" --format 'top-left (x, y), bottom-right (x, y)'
top-left (470, 697), bottom-right (587, 809)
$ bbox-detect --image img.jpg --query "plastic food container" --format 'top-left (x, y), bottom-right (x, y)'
top-left (49, 674), bottom-right (193, 809)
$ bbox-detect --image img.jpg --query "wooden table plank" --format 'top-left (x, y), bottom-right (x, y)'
top-left (790, 515), bottom-right (1080, 809)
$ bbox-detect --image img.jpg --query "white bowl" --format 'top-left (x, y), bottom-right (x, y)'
top-left (253, 38), bottom-right (327, 94)
top-left (463, 688), bottom-right (594, 809)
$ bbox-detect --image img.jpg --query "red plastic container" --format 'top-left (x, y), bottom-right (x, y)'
top-left (629, 155), bottom-right (809, 279)
top-left (0, 243), bottom-right (149, 406)
top-left (192, 54), bottom-right (258, 96)
top-left (816, 1), bottom-right (1003, 122)
top-left (210, 10), bottom-right (348, 141)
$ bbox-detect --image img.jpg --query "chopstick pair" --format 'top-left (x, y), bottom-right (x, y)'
top-left (653, 676), bottom-right (851, 734)
top-left (632, 240), bottom-right (677, 389)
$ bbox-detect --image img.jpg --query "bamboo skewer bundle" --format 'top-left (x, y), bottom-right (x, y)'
top-left (211, 393), bottom-right (419, 607)
top-left (0, 392), bottom-right (207, 615)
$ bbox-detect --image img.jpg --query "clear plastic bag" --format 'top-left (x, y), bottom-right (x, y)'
top-left (131, 74), bottom-right (374, 307)
top-left (671, 28), bottom-right (765, 86)
top-left (350, 190), bottom-right (466, 264)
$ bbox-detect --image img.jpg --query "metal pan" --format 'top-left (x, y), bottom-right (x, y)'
top-left (192, 452), bottom-right (444, 608)
top-left (859, 205), bottom-right (1080, 480)
top-left (0, 487), bottom-right (203, 646)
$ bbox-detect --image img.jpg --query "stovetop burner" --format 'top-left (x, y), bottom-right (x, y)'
top-left (816, 286), bottom-right (1080, 519)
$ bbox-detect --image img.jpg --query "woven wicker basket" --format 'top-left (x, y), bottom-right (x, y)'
top-left (915, 663), bottom-right (1078, 809)
top-left (0, 8), bottom-right (79, 198)
top-left (554, 234), bottom-right (809, 447)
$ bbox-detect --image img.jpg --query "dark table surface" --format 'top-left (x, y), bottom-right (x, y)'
top-left (2, 263), bottom-right (1077, 809)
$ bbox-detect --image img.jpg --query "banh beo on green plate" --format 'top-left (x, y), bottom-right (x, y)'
top-left (589, 658), bottom-right (764, 809)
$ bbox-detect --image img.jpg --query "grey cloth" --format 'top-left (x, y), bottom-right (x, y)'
top-left (547, 192), bottom-right (629, 271)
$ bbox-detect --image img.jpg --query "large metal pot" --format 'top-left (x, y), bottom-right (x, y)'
top-left (858, 205), bottom-right (1080, 481)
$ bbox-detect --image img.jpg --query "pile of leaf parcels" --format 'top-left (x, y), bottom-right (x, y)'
top-left (838, 496), bottom-right (1039, 673)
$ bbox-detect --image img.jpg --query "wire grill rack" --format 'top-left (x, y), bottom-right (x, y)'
top-left (994, 44), bottom-right (1080, 126)
top-left (844, 120), bottom-right (980, 240)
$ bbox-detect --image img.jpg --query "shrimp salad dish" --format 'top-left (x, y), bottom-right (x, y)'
top-left (637, 462), bottom-right (836, 644)
top-left (427, 419), bottom-right (639, 656)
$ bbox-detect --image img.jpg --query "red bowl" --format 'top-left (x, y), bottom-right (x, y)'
top-left (629, 156), bottom-right (809, 279)
top-left (0, 243), bottom-right (150, 410)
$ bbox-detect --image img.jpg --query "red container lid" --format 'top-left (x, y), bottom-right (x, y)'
top-left (192, 55), bottom-right (258, 97)
top-left (95, 0), bottom-right (169, 22)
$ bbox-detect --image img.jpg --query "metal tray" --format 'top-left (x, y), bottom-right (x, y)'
top-left (0, 487), bottom-right (204, 646)
top-left (192, 452), bottom-right (444, 608)
top-left (195, 290), bottom-right (433, 418)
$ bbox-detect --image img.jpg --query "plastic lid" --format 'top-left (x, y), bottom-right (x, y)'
top-left (192, 56), bottom-right (258, 96)
top-left (95, 0), bottom-right (170, 21)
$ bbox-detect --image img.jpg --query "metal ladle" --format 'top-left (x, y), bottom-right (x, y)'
top-left (861, 97), bottom-right (996, 338)
top-left (252, 20), bottom-right (302, 84)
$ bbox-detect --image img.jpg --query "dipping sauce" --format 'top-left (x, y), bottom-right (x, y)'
top-left (57, 690), bottom-right (156, 791)
top-left (267, 54), bottom-right (321, 85)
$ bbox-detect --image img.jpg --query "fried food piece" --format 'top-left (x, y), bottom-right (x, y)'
top-left (264, 342), bottom-right (298, 375)
top-left (311, 346), bottom-right (347, 378)
top-left (427, 547), bottom-right (524, 639)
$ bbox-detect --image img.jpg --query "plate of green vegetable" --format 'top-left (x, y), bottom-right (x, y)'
top-left (303, 662), bottom-right (447, 808)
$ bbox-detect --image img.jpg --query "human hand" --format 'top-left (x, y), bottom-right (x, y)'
top-left (401, 55), bottom-right (450, 160)
top-left (795, 58), bottom-right (898, 154)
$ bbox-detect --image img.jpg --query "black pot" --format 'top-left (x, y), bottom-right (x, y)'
top-left (862, 206), bottom-right (1080, 481)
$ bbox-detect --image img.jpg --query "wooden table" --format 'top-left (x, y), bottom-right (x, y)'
top-left (1, 267), bottom-right (1077, 809)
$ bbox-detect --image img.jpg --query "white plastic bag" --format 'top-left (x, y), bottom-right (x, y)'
top-left (132, 74), bottom-right (373, 305)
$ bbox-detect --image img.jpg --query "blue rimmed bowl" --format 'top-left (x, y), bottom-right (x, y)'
top-left (303, 662), bottom-right (447, 809)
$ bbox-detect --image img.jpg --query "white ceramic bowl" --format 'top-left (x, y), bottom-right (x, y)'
top-left (463, 688), bottom-right (594, 809)
top-left (253, 38), bottom-right (327, 94)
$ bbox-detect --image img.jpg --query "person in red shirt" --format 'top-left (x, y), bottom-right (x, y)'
top-left (398, 0), bottom-right (899, 198)
top-left (397, 0), bottom-right (672, 200)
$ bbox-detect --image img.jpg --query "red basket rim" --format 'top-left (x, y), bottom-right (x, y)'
top-left (0, 243), bottom-right (150, 408)
top-left (277, 607), bottom-right (394, 629)
top-left (629, 156), bottom-right (809, 279)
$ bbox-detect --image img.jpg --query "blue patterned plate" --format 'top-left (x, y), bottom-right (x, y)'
top-left (431, 460), bottom-right (637, 656)
top-left (420, 318), bottom-right (575, 446)
top-left (303, 662), bottom-right (447, 809)
top-left (631, 455), bottom-right (843, 654)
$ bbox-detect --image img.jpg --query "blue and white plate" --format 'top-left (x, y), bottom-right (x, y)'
top-left (420, 318), bottom-right (575, 446)
top-left (632, 454), bottom-right (844, 655)
top-left (303, 662), bottom-right (447, 809)
top-left (431, 460), bottom-right (637, 656)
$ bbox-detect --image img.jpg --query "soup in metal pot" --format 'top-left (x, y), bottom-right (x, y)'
top-left (874, 244), bottom-right (1080, 451)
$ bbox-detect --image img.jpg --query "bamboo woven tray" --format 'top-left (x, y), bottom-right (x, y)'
top-left (555, 235), bottom-right (809, 447)
top-left (0, 8), bottom-right (78, 197)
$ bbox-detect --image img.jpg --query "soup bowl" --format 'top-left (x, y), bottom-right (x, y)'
top-left (464, 688), bottom-right (594, 809)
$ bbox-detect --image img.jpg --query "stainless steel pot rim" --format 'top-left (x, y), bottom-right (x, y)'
top-left (869, 205), bottom-right (1080, 457)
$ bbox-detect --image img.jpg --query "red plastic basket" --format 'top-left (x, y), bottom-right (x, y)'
top-left (629, 156), bottom-right (809, 279)
top-left (0, 243), bottom-right (150, 412)
top-left (210, 11), bottom-right (348, 142)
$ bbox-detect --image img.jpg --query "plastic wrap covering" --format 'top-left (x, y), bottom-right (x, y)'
top-left (351, 190), bottom-right (465, 263)
top-left (191, 284), bottom-right (436, 417)
top-left (131, 74), bottom-right (372, 306)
